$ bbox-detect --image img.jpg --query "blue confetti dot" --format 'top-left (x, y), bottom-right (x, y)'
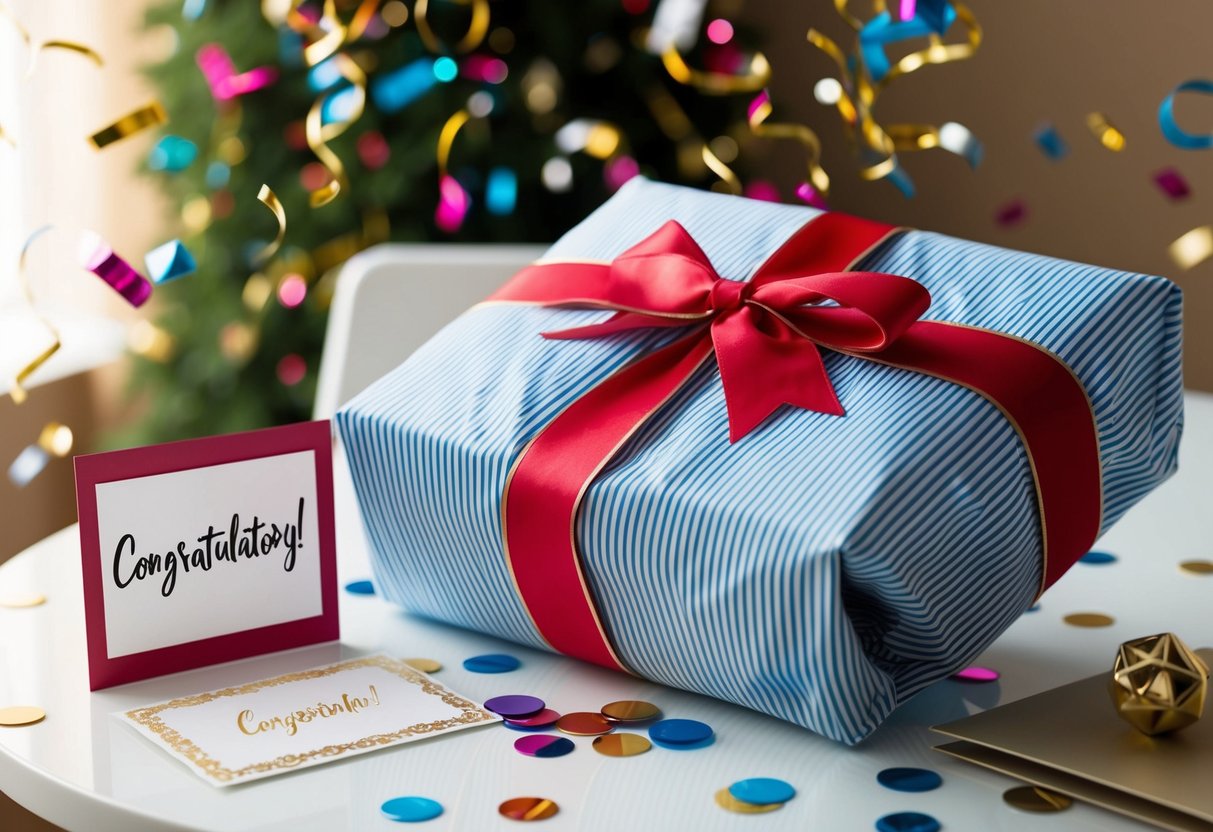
top-left (433, 56), bottom-right (458, 83)
top-left (649, 718), bottom-right (713, 745)
top-left (381, 796), bottom-right (443, 822)
top-left (1026, 603), bottom-right (1041, 613)
top-left (651, 734), bottom-right (715, 750)
top-left (729, 778), bottom-right (796, 805)
top-left (1080, 550), bottom-right (1117, 565)
top-left (462, 653), bottom-right (521, 673)
top-left (876, 811), bottom-right (941, 832)
top-left (876, 767), bottom-right (943, 793)
top-left (344, 579), bottom-right (375, 595)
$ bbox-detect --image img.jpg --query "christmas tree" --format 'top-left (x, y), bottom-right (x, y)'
top-left (123, 0), bottom-right (759, 445)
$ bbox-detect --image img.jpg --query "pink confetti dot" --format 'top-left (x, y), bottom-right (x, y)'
top-left (276, 353), bottom-right (307, 387)
top-left (277, 274), bottom-right (308, 309)
top-left (743, 181), bottom-right (780, 202)
top-left (604, 155), bottom-right (640, 191)
top-left (951, 666), bottom-right (999, 683)
top-left (706, 19), bottom-right (734, 45)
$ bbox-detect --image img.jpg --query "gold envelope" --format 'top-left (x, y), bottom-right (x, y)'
top-left (932, 649), bottom-right (1213, 832)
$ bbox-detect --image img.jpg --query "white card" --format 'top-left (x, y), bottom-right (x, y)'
top-left (120, 655), bottom-right (499, 786)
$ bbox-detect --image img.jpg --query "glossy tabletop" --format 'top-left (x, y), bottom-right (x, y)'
top-left (1, 393), bottom-right (1211, 832)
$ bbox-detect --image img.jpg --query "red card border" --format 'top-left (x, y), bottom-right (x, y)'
top-left (74, 420), bottom-right (339, 690)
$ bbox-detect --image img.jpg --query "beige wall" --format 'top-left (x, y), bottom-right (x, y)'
top-left (744, 0), bottom-right (1212, 390)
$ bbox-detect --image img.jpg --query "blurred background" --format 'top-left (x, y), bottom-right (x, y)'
top-left (3, 1), bottom-right (1212, 826)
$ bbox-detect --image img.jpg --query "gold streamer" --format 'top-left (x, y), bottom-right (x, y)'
top-left (875, 3), bottom-right (982, 91)
top-left (305, 53), bottom-right (366, 206)
top-left (748, 91), bottom-right (830, 196)
top-left (701, 143), bottom-right (741, 194)
top-left (10, 226), bottom-right (60, 404)
top-left (661, 45), bottom-right (772, 95)
top-left (414, 0), bottom-right (491, 55)
top-left (89, 102), bottom-right (167, 149)
top-left (26, 40), bottom-right (103, 78)
top-left (437, 108), bottom-right (471, 176)
top-left (253, 185), bottom-right (287, 266)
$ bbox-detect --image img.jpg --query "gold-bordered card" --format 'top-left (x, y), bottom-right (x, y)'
top-left (120, 654), bottom-right (499, 786)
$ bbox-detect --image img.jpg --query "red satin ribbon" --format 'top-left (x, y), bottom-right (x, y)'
top-left (491, 212), bottom-right (1102, 673)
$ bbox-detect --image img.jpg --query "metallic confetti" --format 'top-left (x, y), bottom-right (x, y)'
top-left (1154, 168), bottom-right (1191, 201)
top-left (649, 718), bottom-right (713, 745)
top-left (144, 239), bottom-right (196, 284)
top-left (995, 199), bottom-right (1027, 227)
top-left (556, 712), bottom-right (614, 736)
top-left (463, 654), bottom-right (521, 673)
top-left (1002, 785), bottom-right (1073, 812)
top-left (504, 708), bottom-right (561, 730)
top-left (1160, 79), bottom-right (1213, 150)
top-left (148, 135), bottom-right (198, 171)
top-left (305, 54), bottom-right (366, 206)
top-left (344, 579), bottom-right (375, 595)
top-left (380, 796), bottom-right (444, 823)
top-left (714, 788), bottom-right (781, 815)
top-left (514, 735), bottom-right (575, 758)
top-left (1079, 550), bottom-right (1117, 565)
top-left (10, 225), bottom-right (60, 404)
top-left (0, 706), bottom-right (45, 726)
top-left (592, 733), bottom-right (652, 757)
top-left (876, 811), bottom-right (941, 832)
top-left (1169, 226), bottom-right (1213, 270)
top-left (1033, 123), bottom-right (1068, 160)
top-left (0, 593), bottom-right (46, 608)
top-left (951, 666), bottom-right (999, 682)
top-left (1086, 112), bottom-right (1125, 151)
top-left (601, 700), bottom-right (661, 723)
top-left (80, 236), bottom-right (153, 307)
top-left (485, 695), bottom-right (545, 719)
top-left (729, 778), bottom-right (795, 806)
top-left (404, 658), bottom-right (442, 673)
top-left (89, 102), bottom-right (167, 149)
top-left (253, 184), bottom-right (287, 265)
top-left (415, 0), bottom-right (490, 54)
top-left (498, 797), bottom-right (559, 822)
top-left (0, 2), bottom-right (102, 79)
top-left (662, 42), bottom-right (770, 94)
top-left (196, 43), bottom-right (278, 101)
top-left (877, 767), bottom-right (943, 792)
top-left (1063, 612), bottom-right (1115, 628)
top-left (1179, 560), bottom-right (1213, 575)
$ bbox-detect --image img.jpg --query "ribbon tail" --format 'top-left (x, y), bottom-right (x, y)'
top-left (713, 308), bottom-right (843, 443)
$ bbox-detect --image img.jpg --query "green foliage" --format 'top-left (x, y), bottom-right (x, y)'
top-left (124, 0), bottom-right (752, 446)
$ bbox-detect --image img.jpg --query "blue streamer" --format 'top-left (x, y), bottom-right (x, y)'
top-left (486, 167), bottom-right (517, 216)
top-left (371, 58), bottom-right (438, 114)
top-left (858, 1), bottom-right (956, 82)
top-left (1159, 79), bottom-right (1213, 150)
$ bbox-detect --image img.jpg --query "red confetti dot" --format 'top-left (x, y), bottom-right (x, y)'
top-left (300, 162), bottom-right (333, 193)
top-left (276, 353), bottom-right (307, 386)
top-left (357, 131), bottom-right (391, 170)
top-left (994, 199), bottom-right (1027, 227)
top-left (621, 0), bottom-right (649, 13)
top-left (283, 120), bottom-right (308, 150)
top-left (210, 189), bottom-right (235, 219)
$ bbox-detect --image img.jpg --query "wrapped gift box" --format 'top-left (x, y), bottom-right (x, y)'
top-left (336, 179), bottom-right (1182, 744)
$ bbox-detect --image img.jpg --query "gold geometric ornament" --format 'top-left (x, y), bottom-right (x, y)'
top-left (1109, 633), bottom-right (1209, 736)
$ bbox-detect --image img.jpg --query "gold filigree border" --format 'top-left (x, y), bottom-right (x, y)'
top-left (124, 655), bottom-right (496, 783)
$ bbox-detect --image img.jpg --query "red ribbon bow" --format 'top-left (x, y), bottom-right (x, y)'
top-left (540, 220), bottom-right (932, 440)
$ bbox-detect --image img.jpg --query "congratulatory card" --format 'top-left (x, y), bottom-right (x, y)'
top-left (120, 655), bottom-right (499, 786)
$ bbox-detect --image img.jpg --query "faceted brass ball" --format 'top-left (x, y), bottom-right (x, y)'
top-left (1109, 633), bottom-right (1209, 736)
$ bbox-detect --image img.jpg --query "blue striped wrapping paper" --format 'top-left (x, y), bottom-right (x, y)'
top-left (336, 179), bottom-right (1183, 744)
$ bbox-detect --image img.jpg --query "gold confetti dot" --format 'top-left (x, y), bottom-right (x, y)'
top-left (1063, 612), bottom-right (1115, 628)
top-left (1169, 226), bottom-right (1213, 270)
top-left (601, 699), bottom-right (661, 722)
top-left (714, 788), bottom-right (782, 814)
top-left (0, 593), bottom-right (46, 608)
top-left (0, 706), bottom-right (45, 726)
top-left (1180, 560), bottom-right (1213, 575)
top-left (404, 658), bottom-right (442, 673)
top-left (1003, 785), bottom-right (1073, 812)
top-left (592, 733), bottom-right (652, 757)
top-left (498, 797), bottom-right (558, 821)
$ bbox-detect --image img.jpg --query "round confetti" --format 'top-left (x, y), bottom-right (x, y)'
top-left (514, 735), bottom-right (575, 758)
top-left (0, 593), bottom-right (46, 608)
top-left (498, 797), bottom-right (559, 821)
top-left (1063, 612), bottom-right (1115, 628)
top-left (344, 579), bottom-right (375, 595)
top-left (876, 767), bottom-right (943, 793)
top-left (485, 695), bottom-right (545, 719)
top-left (463, 654), bottom-right (521, 673)
top-left (592, 733), bottom-right (652, 757)
top-left (728, 778), bottom-right (796, 806)
top-left (875, 811), bottom-right (941, 832)
top-left (380, 796), bottom-right (444, 823)
top-left (649, 718), bottom-right (713, 745)
top-left (556, 711), bottom-right (613, 736)
top-left (1003, 785), bottom-right (1073, 812)
top-left (951, 666), bottom-right (999, 683)
top-left (714, 788), bottom-right (782, 814)
top-left (1180, 559), bottom-right (1213, 575)
top-left (1079, 550), bottom-right (1117, 565)
top-left (276, 353), bottom-right (307, 387)
top-left (504, 708), bottom-right (561, 730)
top-left (404, 658), bottom-right (442, 673)
top-left (601, 699), bottom-right (661, 723)
top-left (0, 706), bottom-right (45, 726)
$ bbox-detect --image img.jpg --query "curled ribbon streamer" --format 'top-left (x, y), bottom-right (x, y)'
top-left (437, 108), bottom-right (471, 174)
top-left (414, 0), bottom-right (491, 55)
top-left (662, 45), bottom-right (772, 95)
top-left (89, 102), bottom-right (167, 149)
top-left (748, 90), bottom-right (830, 196)
top-left (1159, 79), bottom-right (1213, 150)
top-left (10, 226), bottom-right (61, 404)
top-left (305, 53), bottom-right (366, 205)
top-left (26, 40), bottom-right (103, 78)
top-left (701, 143), bottom-right (741, 194)
top-left (253, 185), bottom-right (287, 265)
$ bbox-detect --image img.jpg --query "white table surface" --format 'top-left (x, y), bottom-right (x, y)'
top-left (2, 393), bottom-right (1211, 832)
